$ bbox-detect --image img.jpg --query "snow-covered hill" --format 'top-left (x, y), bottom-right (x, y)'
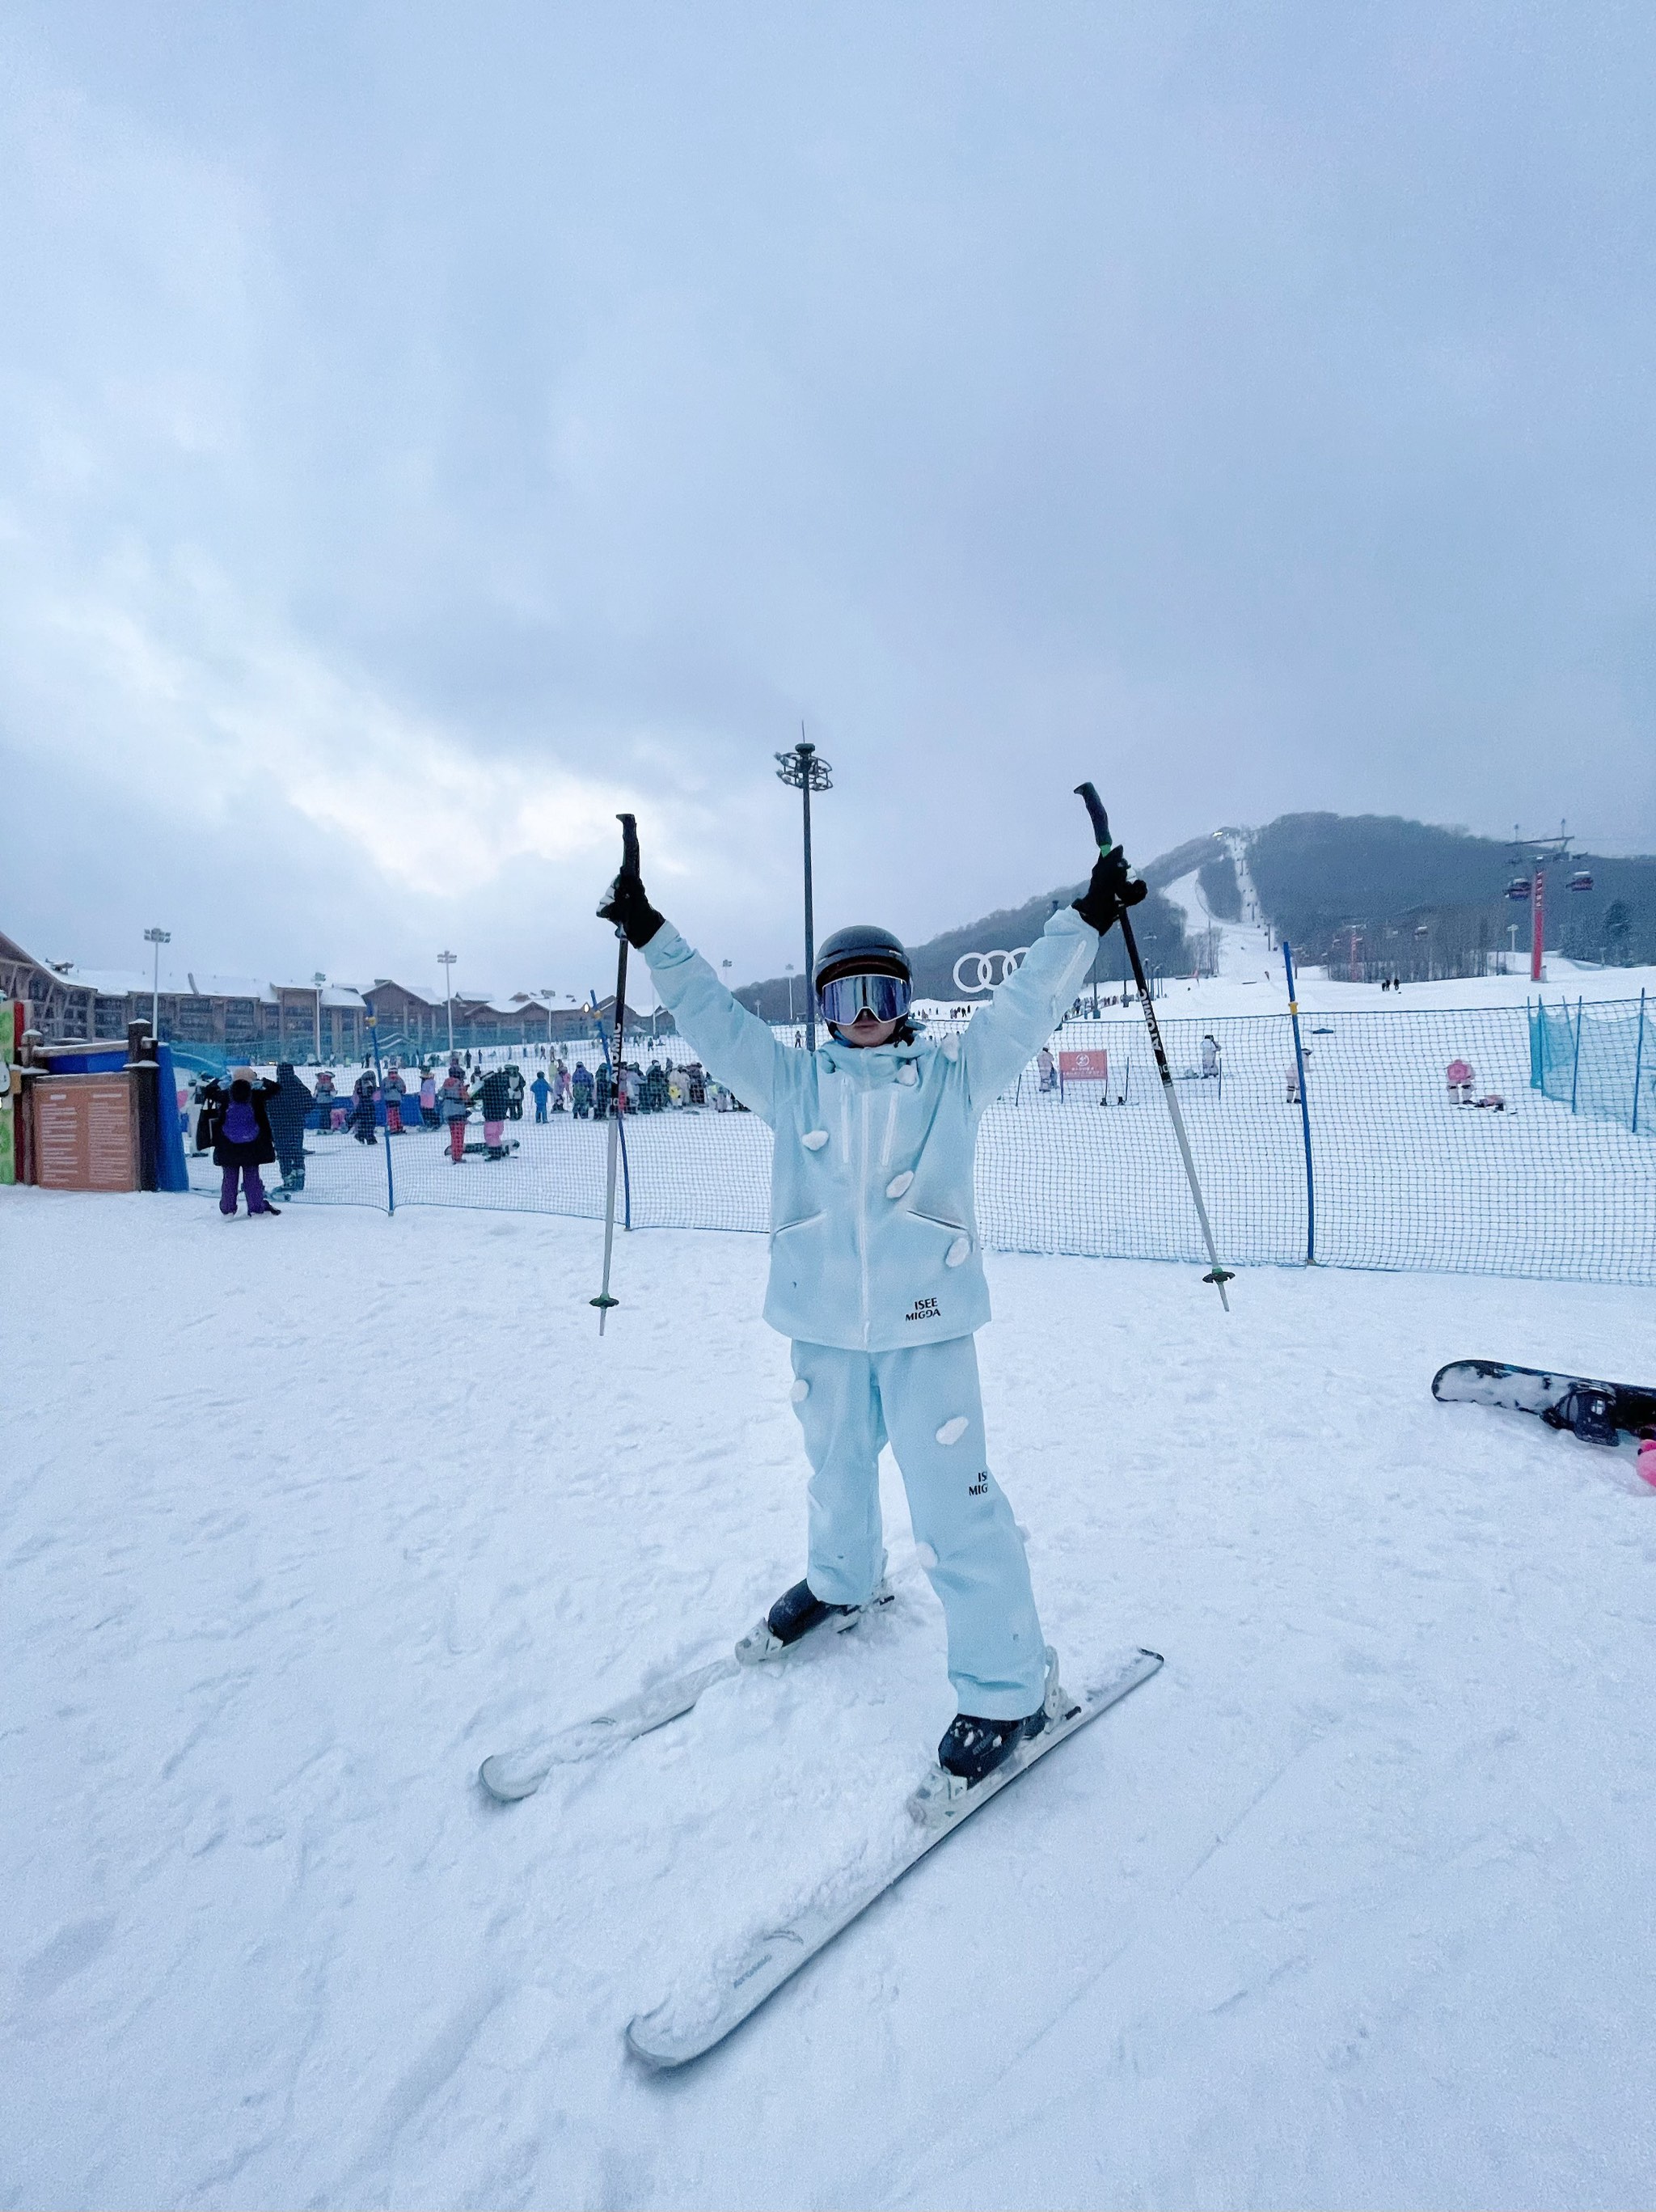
top-left (1156, 865), bottom-right (1656, 1023)
top-left (6, 1190), bottom-right (1656, 2206)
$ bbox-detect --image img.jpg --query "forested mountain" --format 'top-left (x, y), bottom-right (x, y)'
top-left (1249, 813), bottom-right (1656, 975)
top-left (735, 878), bottom-right (1189, 1019)
top-left (733, 810), bottom-right (1654, 1020)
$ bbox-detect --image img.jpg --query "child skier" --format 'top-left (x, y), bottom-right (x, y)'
top-left (598, 824), bottom-right (1146, 1784)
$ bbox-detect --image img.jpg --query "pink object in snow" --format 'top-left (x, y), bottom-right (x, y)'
top-left (1637, 1438), bottom-right (1656, 1491)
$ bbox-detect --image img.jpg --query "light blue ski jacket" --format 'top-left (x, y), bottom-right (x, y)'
top-left (641, 907), bottom-right (1100, 1351)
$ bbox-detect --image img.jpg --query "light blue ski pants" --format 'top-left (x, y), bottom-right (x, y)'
top-left (788, 1335), bottom-right (1047, 1719)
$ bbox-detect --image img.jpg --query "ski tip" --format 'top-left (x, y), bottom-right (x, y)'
top-left (624, 2013), bottom-right (689, 2071)
top-left (477, 1753), bottom-right (546, 1804)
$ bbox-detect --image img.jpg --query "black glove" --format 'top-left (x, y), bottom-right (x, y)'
top-left (598, 865), bottom-right (664, 949)
top-left (1073, 846), bottom-right (1148, 937)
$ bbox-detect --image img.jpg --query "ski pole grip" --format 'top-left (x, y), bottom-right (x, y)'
top-left (619, 811), bottom-right (640, 875)
top-left (1074, 782), bottom-right (1112, 853)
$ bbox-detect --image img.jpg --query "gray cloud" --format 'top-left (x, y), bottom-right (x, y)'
top-left (2, 1), bottom-right (1652, 1004)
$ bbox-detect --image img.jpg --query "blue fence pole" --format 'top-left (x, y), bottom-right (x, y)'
top-left (1633, 989), bottom-right (1647, 1136)
top-left (1569, 996), bottom-right (1582, 1114)
top-left (1282, 942), bottom-right (1316, 1265)
top-left (364, 1003), bottom-right (395, 1216)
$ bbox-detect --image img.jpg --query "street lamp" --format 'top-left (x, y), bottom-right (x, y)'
top-left (312, 971), bottom-right (326, 1060)
top-left (785, 962), bottom-right (796, 1025)
top-left (143, 927), bottom-right (170, 1037)
top-left (437, 950), bottom-right (458, 1055)
top-left (775, 729), bottom-right (833, 1052)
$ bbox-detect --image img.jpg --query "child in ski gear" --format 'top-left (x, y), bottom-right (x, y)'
top-left (530, 1071), bottom-right (551, 1121)
top-left (478, 1067), bottom-right (511, 1157)
top-left (438, 1067), bottom-right (470, 1160)
top-left (349, 1071), bottom-right (378, 1144)
top-left (203, 1068), bottom-right (281, 1216)
top-left (381, 1065), bottom-right (407, 1132)
top-left (598, 828), bottom-right (1145, 1785)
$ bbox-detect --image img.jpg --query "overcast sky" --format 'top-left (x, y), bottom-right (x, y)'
top-left (2, 2), bottom-right (1653, 1004)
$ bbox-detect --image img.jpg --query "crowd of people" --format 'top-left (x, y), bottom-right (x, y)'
top-left (188, 1046), bottom-right (744, 1195)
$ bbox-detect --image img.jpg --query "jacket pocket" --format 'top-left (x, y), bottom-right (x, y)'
top-left (771, 1209), bottom-right (826, 1243)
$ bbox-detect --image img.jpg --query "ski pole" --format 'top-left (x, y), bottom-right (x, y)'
top-left (1075, 782), bottom-right (1235, 1310)
top-left (591, 812), bottom-right (638, 1334)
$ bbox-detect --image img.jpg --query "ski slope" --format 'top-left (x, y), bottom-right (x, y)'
top-left (6, 1191), bottom-right (1656, 2208)
top-left (1155, 865), bottom-right (1656, 1022)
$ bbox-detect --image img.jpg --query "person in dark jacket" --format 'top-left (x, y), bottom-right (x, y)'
top-left (571, 1061), bottom-right (593, 1118)
top-left (202, 1068), bottom-right (281, 1216)
top-left (349, 1070), bottom-right (378, 1144)
top-left (268, 1061), bottom-right (315, 1193)
top-left (504, 1064), bottom-right (526, 1121)
top-left (478, 1065), bottom-right (512, 1158)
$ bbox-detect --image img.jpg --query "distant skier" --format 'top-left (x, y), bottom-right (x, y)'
top-left (571, 1061), bottom-right (593, 1119)
top-left (202, 1068), bottom-right (281, 1217)
top-left (598, 817), bottom-right (1147, 1786)
top-left (530, 1070), bottom-right (551, 1122)
top-left (381, 1063), bottom-right (407, 1134)
top-left (478, 1066), bottom-right (512, 1158)
top-left (349, 1070), bottom-right (378, 1144)
top-left (438, 1065), bottom-right (470, 1161)
top-left (267, 1061), bottom-right (314, 1193)
top-left (1201, 1034), bottom-right (1220, 1079)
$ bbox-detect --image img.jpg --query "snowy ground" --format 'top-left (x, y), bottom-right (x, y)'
top-left (6, 1190), bottom-right (1656, 2210)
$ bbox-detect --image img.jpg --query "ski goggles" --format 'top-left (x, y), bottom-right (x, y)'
top-left (817, 970), bottom-right (912, 1026)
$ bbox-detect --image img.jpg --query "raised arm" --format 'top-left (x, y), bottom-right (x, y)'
top-left (959, 907), bottom-right (1099, 1108)
top-left (598, 852), bottom-right (788, 1126)
top-left (640, 929), bottom-right (788, 1124)
top-left (959, 823), bottom-right (1149, 1109)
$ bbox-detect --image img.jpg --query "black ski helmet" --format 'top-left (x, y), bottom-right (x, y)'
top-left (813, 923), bottom-right (911, 997)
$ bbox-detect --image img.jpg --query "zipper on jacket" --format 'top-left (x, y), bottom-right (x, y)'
top-left (859, 1089), bottom-right (872, 1347)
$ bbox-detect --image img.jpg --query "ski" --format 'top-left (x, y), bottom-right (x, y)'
top-left (624, 1644), bottom-right (1163, 2069)
top-left (477, 1584), bottom-right (896, 1803)
top-left (1432, 1360), bottom-right (1656, 1447)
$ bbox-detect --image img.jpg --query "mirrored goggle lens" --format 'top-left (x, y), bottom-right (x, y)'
top-left (818, 971), bottom-right (911, 1026)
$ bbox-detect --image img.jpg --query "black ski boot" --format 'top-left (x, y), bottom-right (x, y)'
top-left (937, 1705), bottom-right (1046, 1787)
top-left (768, 1578), bottom-right (855, 1645)
top-left (736, 1576), bottom-right (892, 1666)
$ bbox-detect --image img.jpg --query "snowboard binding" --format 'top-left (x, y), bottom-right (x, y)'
top-left (1544, 1386), bottom-right (1619, 1447)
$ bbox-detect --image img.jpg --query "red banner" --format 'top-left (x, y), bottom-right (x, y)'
top-left (1058, 1049), bottom-right (1109, 1083)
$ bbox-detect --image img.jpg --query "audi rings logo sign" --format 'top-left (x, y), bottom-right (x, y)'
top-left (951, 948), bottom-right (1029, 996)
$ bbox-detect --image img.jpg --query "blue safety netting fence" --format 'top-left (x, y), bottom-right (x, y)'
top-left (177, 1000), bottom-right (1656, 1287)
top-left (1529, 992), bottom-right (1654, 1136)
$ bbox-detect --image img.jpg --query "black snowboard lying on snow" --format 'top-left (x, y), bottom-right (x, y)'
top-left (1432, 1360), bottom-right (1656, 1447)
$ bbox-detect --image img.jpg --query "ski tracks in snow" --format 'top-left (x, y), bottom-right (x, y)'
top-left (6, 1193), bottom-right (1656, 2206)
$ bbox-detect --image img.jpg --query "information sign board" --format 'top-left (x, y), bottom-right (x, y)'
top-left (31, 1075), bottom-right (142, 1191)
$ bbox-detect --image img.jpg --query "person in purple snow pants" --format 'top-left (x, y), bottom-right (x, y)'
top-left (203, 1068), bottom-right (281, 1216)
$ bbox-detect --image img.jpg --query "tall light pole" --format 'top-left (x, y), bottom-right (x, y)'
top-left (312, 971), bottom-right (326, 1060)
top-left (438, 950), bottom-right (457, 1055)
top-left (775, 728), bottom-right (833, 1051)
top-left (143, 928), bottom-right (170, 1036)
top-left (785, 962), bottom-right (796, 1025)
top-left (540, 991), bottom-right (557, 1047)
